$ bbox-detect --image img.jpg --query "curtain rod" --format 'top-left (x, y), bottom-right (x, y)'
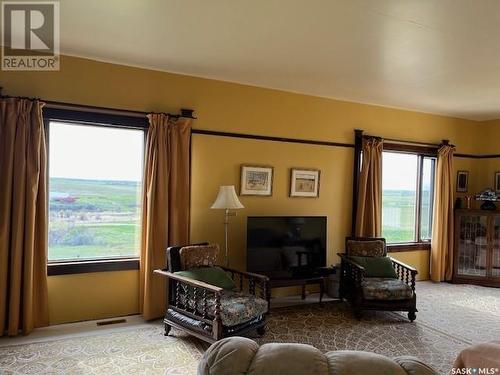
top-left (383, 138), bottom-right (440, 148)
top-left (0, 88), bottom-right (196, 119)
top-left (361, 131), bottom-right (452, 148)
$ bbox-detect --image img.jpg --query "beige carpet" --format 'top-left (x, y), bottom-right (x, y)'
top-left (0, 282), bottom-right (498, 374)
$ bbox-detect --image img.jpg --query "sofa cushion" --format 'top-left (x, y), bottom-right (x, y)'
top-left (393, 356), bottom-right (438, 375)
top-left (350, 256), bottom-right (398, 278)
top-left (198, 337), bottom-right (259, 375)
top-left (248, 343), bottom-right (329, 375)
top-left (174, 266), bottom-right (236, 291)
top-left (180, 291), bottom-right (268, 327)
top-left (362, 277), bottom-right (413, 300)
top-left (347, 239), bottom-right (386, 257)
top-left (179, 244), bottom-right (219, 269)
top-left (326, 350), bottom-right (407, 375)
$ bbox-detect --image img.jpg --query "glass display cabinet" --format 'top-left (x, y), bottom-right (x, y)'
top-left (453, 210), bottom-right (500, 286)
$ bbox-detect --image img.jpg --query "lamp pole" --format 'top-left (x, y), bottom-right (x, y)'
top-left (224, 208), bottom-right (230, 267)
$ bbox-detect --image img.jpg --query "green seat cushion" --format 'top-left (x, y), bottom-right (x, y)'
top-left (174, 266), bottom-right (236, 291)
top-left (349, 256), bottom-right (398, 278)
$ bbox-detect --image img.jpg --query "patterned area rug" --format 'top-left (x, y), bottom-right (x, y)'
top-left (257, 303), bottom-right (465, 374)
top-left (255, 281), bottom-right (500, 374)
top-left (0, 326), bottom-right (203, 375)
top-left (0, 282), bottom-right (499, 374)
top-left (416, 282), bottom-right (500, 345)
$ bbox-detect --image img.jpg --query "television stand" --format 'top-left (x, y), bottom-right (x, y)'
top-left (269, 276), bottom-right (324, 305)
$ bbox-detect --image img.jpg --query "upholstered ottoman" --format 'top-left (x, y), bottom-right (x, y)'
top-left (198, 337), bottom-right (437, 375)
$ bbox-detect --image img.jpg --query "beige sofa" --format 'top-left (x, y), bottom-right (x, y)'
top-left (198, 337), bottom-right (437, 375)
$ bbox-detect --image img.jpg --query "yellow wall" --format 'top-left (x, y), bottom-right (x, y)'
top-left (190, 134), bottom-right (353, 272)
top-left (0, 55), bottom-right (491, 324)
top-left (391, 251), bottom-right (430, 281)
top-left (48, 271), bottom-right (139, 325)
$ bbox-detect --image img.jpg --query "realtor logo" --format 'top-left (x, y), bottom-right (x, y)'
top-left (1, 1), bottom-right (59, 70)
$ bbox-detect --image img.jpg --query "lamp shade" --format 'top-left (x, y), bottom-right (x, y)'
top-left (211, 185), bottom-right (244, 209)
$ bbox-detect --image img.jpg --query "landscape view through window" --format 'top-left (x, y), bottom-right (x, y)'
top-left (48, 122), bottom-right (144, 261)
top-left (382, 152), bottom-right (435, 243)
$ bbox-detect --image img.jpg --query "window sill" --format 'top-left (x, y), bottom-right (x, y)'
top-left (387, 242), bottom-right (431, 252)
top-left (47, 258), bottom-right (140, 276)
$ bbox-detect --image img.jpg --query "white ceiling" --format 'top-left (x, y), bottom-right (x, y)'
top-left (59, 0), bottom-right (500, 121)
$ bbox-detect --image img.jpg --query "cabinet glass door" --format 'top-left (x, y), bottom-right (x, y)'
top-left (457, 215), bottom-right (488, 277)
top-left (492, 216), bottom-right (500, 278)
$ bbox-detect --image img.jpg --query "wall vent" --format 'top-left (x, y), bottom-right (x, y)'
top-left (96, 318), bottom-right (127, 326)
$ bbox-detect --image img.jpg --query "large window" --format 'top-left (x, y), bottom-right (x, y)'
top-left (48, 121), bottom-right (144, 262)
top-left (382, 151), bottom-right (435, 244)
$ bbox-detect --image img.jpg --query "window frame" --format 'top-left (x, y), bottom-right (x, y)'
top-left (44, 108), bottom-right (148, 275)
top-left (382, 143), bottom-right (437, 251)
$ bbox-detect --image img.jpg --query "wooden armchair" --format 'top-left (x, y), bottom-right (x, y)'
top-left (154, 243), bottom-right (270, 343)
top-left (338, 237), bottom-right (418, 321)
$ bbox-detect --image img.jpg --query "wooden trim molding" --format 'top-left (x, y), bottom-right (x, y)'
top-left (192, 129), bottom-right (355, 149)
top-left (387, 243), bottom-right (431, 252)
top-left (454, 153), bottom-right (500, 159)
top-left (47, 258), bottom-right (140, 276)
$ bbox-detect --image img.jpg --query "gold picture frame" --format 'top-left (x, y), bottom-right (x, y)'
top-left (495, 171), bottom-right (500, 193)
top-left (240, 165), bottom-right (273, 196)
top-left (290, 168), bottom-right (320, 198)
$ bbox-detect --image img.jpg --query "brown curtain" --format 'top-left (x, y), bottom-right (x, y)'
top-left (140, 113), bottom-right (192, 320)
top-left (0, 98), bottom-right (49, 336)
top-left (355, 137), bottom-right (383, 237)
top-left (430, 144), bottom-right (455, 281)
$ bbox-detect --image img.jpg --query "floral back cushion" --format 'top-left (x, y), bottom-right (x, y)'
top-left (179, 244), bottom-right (219, 269)
top-left (347, 239), bottom-right (386, 257)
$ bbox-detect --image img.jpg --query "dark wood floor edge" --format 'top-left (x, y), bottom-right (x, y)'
top-left (192, 129), bottom-right (355, 148)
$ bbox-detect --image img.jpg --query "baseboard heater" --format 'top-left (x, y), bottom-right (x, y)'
top-left (96, 318), bottom-right (127, 326)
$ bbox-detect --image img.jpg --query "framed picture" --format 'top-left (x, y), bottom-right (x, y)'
top-left (240, 165), bottom-right (273, 196)
top-left (495, 172), bottom-right (500, 193)
top-left (456, 171), bottom-right (469, 193)
top-left (290, 168), bottom-right (320, 197)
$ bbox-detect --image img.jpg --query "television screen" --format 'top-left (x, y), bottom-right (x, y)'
top-left (246, 216), bottom-right (327, 280)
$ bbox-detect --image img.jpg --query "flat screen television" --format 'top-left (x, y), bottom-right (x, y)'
top-left (246, 216), bottom-right (327, 280)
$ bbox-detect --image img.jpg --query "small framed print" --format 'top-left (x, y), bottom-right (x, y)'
top-left (290, 168), bottom-right (320, 198)
top-left (456, 171), bottom-right (469, 193)
top-left (495, 172), bottom-right (500, 193)
top-left (240, 165), bottom-right (273, 196)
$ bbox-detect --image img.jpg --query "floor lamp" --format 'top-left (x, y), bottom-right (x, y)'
top-left (210, 186), bottom-right (244, 267)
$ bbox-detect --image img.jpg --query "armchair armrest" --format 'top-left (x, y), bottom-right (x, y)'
top-left (154, 269), bottom-right (223, 293)
top-left (219, 266), bottom-right (270, 303)
top-left (220, 266), bottom-right (269, 282)
top-left (154, 268), bottom-right (225, 341)
top-left (389, 258), bottom-right (417, 291)
top-left (338, 253), bottom-right (365, 287)
top-left (389, 258), bottom-right (418, 274)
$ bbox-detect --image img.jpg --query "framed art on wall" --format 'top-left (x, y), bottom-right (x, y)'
top-left (290, 168), bottom-right (320, 197)
top-left (240, 165), bottom-right (273, 196)
top-left (495, 172), bottom-right (500, 193)
top-left (456, 171), bottom-right (469, 193)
